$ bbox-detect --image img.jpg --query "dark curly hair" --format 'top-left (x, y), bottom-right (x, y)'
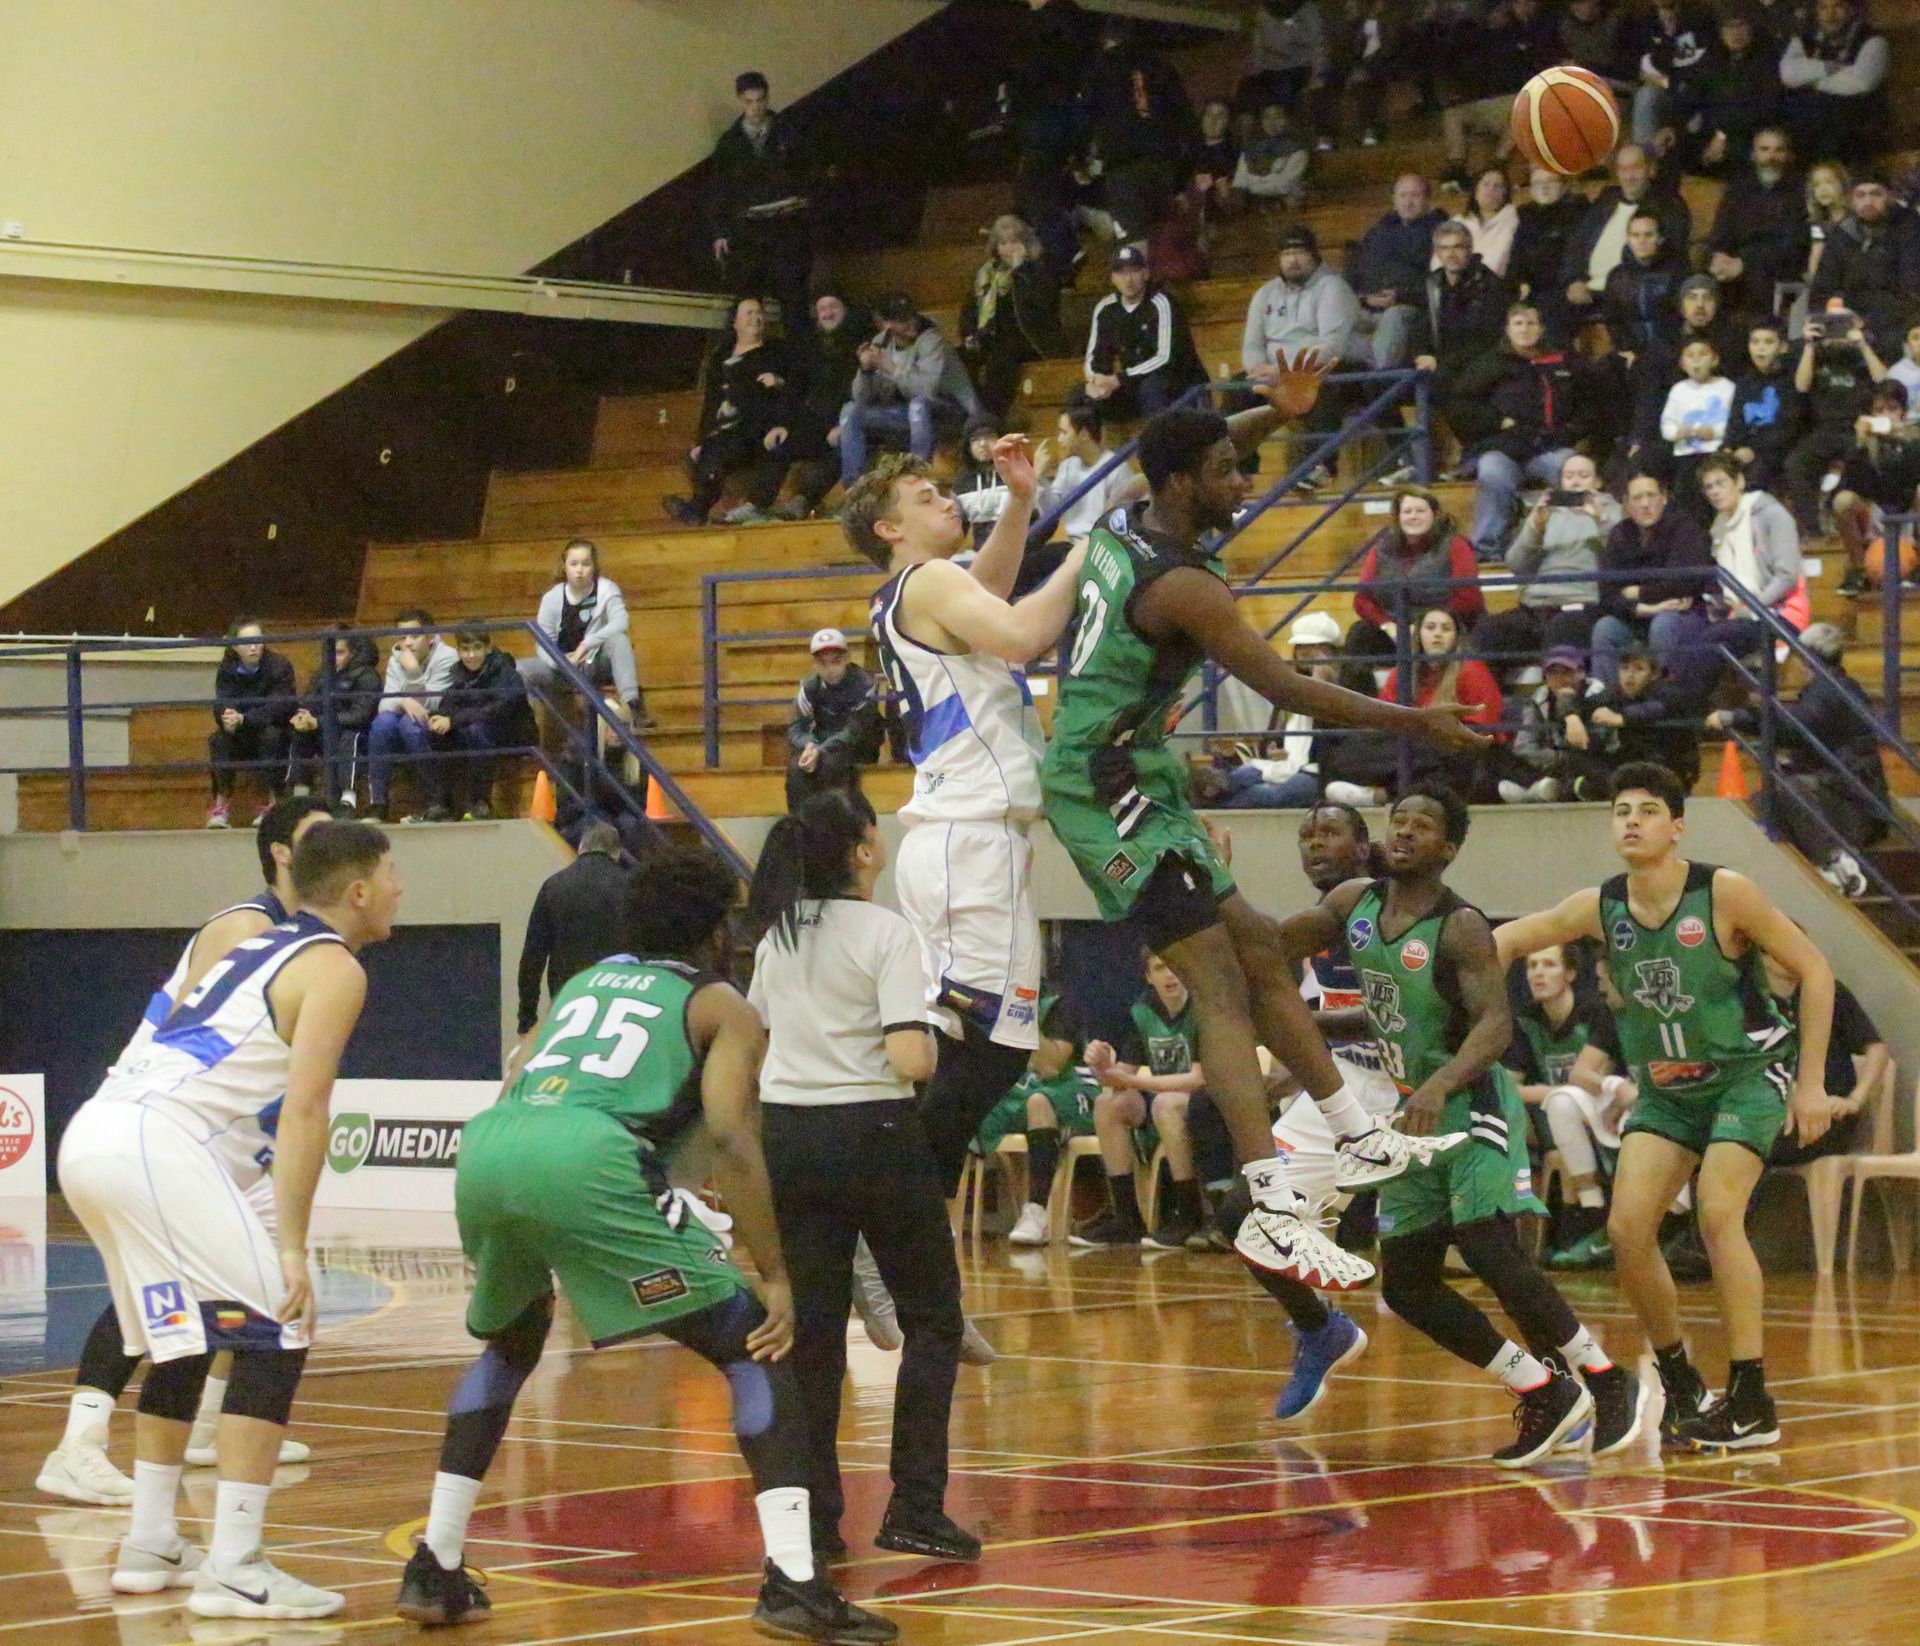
top-left (627, 843), bottom-right (741, 960)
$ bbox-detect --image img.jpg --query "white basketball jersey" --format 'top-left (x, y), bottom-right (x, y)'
top-left (90, 912), bottom-right (345, 1187)
top-left (108, 891), bottom-right (289, 1078)
top-left (871, 563), bottom-right (1045, 825)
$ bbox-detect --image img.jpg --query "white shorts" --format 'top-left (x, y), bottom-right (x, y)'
top-left (893, 819), bottom-right (1041, 1050)
top-left (59, 1100), bottom-right (299, 1364)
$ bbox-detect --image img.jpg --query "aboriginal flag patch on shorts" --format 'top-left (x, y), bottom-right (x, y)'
top-left (631, 1268), bottom-right (690, 1308)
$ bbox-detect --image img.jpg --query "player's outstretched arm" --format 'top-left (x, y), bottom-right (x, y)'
top-left (1492, 888), bottom-right (1605, 968)
top-left (689, 982), bottom-right (793, 1360)
top-left (1718, 870), bottom-right (1839, 1144)
top-left (906, 542), bottom-right (1090, 664)
top-left (1403, 908), bottom-right (1512, 1136)
top-left (1273, 878), bottom-right (1367, 968)
top-left (969, 434), bottom-right (1040, 600)
top-left (1138, 567), bottom-right (1488, 752)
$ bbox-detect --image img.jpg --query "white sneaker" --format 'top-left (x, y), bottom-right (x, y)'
top-left (1007, 1202), bottom-right (1050, 1246)
top-left (36, 1436), bottom-right (134, 1506)
top-left (1822, 850), bottom-right (1868, 898)
top-left (850, 1239), bottom-right (903, 1351)
top-left (1497, 778), bottom-right (1557, 804)
top-left (111, 1534), bottom-right (204, 1593)
top-left (960, 1318), bottom-right (998, 1367)
top-left (1334, 1124), bottom-right (1468, 1192)
top-left (188, 1549), bottom-right (344, 1619)
top-left (1235, 1204), bottom-right (1377, 1290)
top-left (184, 1428), bottom-right (311, 1467)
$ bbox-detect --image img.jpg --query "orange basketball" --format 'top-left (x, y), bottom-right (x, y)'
top-left (1510, 65), bottom-right (1621, 177)
top-left (1864, 536), bottom-right (1917, 587)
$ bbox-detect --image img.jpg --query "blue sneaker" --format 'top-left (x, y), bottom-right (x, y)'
top-left (1274, 1307), bottom-right (1368, 1421)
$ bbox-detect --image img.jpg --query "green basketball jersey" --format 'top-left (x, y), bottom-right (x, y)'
top-left (1513, 998), bottom-right (1619, 1087)
top-left (504, 956), bottom-right (710, 1146)
top-left (1127, 990), bottom-right (1198, 1075)
top-left (1600, 861), bottom-right (1793, 1095)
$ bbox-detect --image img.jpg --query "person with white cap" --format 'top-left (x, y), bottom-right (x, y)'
top-left (1190, 610), bottom-right (1344, 808)
top-left (786, 628), bottom-right (881, 813)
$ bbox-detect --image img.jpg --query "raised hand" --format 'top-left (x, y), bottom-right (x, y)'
top-left (991, 432), bottom-right (1038, 502)
top-left (1260, 347), bottom-right (1332, 422)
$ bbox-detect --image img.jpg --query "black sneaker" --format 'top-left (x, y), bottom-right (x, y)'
top-left (1658, 1362), bottom-right (1713, 1448)
top-left (1837, 566), bottom-right (1869, 598)
top-left (812, 1522), bottom-right (848, 1563)
top-left (1586, 1364), bottom-right (1649, 1457)
top-left (1143, 1211), bottom-right (1201, 1251)
top-left (753, 1561), bottom-right (897, 1643)
top-left (1676, 1392), bottom-right (1780, 1451)
top-left (874, 1506), bottom-right (982, 1562)
top-left (1067, 1210), bottom-right (1142, 1249)
top-left (394, 1541), bottom-right (490, 1626)
top-left (1492, 1369), bottom-right (1593, 1468)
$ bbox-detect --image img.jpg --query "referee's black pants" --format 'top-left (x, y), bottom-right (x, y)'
top-left (762, 1100), bottom-right (964, 1532)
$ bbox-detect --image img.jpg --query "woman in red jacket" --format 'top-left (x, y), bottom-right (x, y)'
top-left (1347, 489), bottom-right (1487, 672)
top-left (1382, 608), bottom-right (1503, 798)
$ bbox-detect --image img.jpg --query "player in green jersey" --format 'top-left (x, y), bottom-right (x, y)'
top-left (395, 845), bottom-right (893, 1644)
top-left (1279, 787), bottom-right (1647, 1467)
top-left (1040, 370), bottom-right (1487, 1290)
top-left (1495, 761), bottom-right (1839, 1452)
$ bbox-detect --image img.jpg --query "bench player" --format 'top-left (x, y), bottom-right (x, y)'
top-left (58, 821), bottom-right (397, 1617)
top-left (38, 795), bottom-right (333, 1508)
top-left (1495, 761), bottom-right (1838, 1449)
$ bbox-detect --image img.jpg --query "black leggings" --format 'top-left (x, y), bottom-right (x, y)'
top-left (1380, 1215), bottom-right (1578, 1369)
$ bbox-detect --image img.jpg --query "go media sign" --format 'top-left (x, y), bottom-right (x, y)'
top-left (326, 1110), bottom-right (465, 1174)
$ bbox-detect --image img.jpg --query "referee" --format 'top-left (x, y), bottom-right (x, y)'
top-left (746, 789), bottom-right (979, 1567)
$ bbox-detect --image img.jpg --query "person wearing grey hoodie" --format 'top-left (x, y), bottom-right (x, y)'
top-left (1240, 225), bottom-right (1360, 450)
top-left (368, 608), bottom-right (460, 821)
top-left (519, 538), bottom-right (648, 725)
top-left (837, 291), bottom-right (983, 486)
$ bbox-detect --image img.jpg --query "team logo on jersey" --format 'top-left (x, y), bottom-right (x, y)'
top-left (1630, 957), bottom-right (1695, 1020)
top-left (1360, 969), bottom-right (1406, 1034)
top-left (1102, 849), bottom-right (1139, 884)
top-left (1677, 915), bottom-right (1707, 948)
top-left (1400, 938), bottom-right (1431, 972)
top-left (1347, 917), bottom-right (1375, 950)
top-left (1610, 919), bottom-right (1637, 953)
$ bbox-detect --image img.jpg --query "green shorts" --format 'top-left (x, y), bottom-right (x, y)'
top-left (1623, 1061), bottom-right (1790, 1159)
top-left (456, 1102), bottom-right (743, 1347)
top-left (1043, 750), bottom-right (1237, 931)
top-left (1377, 1073), bottom-right (1547, 1241)
top-left (973, 1077), bottom-right (1098, 1155)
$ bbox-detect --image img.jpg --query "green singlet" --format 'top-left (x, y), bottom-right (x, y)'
top-left (459, 956), bottom-right (744, 1346)
top-left (1517, 1004), bottom-right (1595, 1087)
top-left (1599, 861), bottom-right (1796, 1157)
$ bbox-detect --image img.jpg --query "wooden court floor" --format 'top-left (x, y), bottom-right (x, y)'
top-left (6, 1208), bottom-right (1920, 1646)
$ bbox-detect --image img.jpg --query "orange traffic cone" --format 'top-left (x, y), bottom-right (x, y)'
top-left (529, 769), bottom-right (556, 822)
top-left (645, 777), bottom-right (676, 823)
top-left (1716, 739), bottom-right (1748, 801)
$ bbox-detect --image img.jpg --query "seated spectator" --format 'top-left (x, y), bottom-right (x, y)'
top-left (287, 626), bottom-right (381, 807)
top-left (1778, 0), bottom-right (1890, 166)
top-left (1706, 129), bottom-right (1805, 319)
top-left (1593, 471), bottom-right (1716, 684)
top-left (1783, 306), bottom-right (1890, 532)
top-left (665, 296), bottom-right (796, 527)
top-left (1667, 452), bottom-right (1807, 706)
top-left (206, 618), bottom-right (296, 828)
top-left (1808, 173), bottom-right (1920, 358)
top-left (553, 704), bottom-right (664, 860)
top-left (1347, 486), bottom-right (1484, 668)
top-left (1833, 381), bottom-right (1920, 595)
top-left (1622, 0), bottom-right (1716, 148)
top-left (1236, 0), bottom-right (1334, 141)
top-left (1084, 18), bottom-right (1196, 244)
top-left (1587, 639), bottom-right (1701, 785)
top-left (1188, 97), bottom-right (1242, 222)
top-left (1035, 401), bottom-right (1133, 541)
top-left (437, 626), bottom-right (536, 822)
top-left (785, 627), bottom-right (880, 812)
top-left (1726, 319), bottom-right (1809, 495)
top-left (519, 539), bottom-right (648, 728)
top-left (1709, 622), bottom-right (1889, 894)
top-left (959, 216), bottom-right (1064, 421)
top-left (1084, 246), bottom-right (1208, 421)
top-left (1660, 338), bottom-right (1737, 515)
top-left (1439, 0), bottom-right (1558, 191)
top-left (1076, 951), bottom-right (1222, 1250)
top-left (1241, 224), bottom-right (1361, 459)
top-left (1502, 644), bottom-right (1614, 802)
top-left (953, 414), bottom-right (1011, 542)
top-left (1563, 145), bottom-right (1691, 326)
top-left (1451, 303), bottom-right (1607, 561)
top-left (1616, 273), bottom-right (1743, 487)
top-left (1765, 953), bottom-right (1887, 1165)
top-left (1600, 212), bottom-right (1687, 361)
top-left (1453, 168), bottom-right (1519, 281)
top-left (1232, 101), bottom-right (1310, 209)
top-left (1890, 321), bottom-right (1920, 420)
top-left (1505, 942), bottom-right (1633, 1267)
top-left (368, 609), bottom-right (458, 824)
top-left (1798, 160), bottom-right (1854, 308)
top-left (1559, 0), bottom-right (1631, 90)
top-left (1508, 167), bottom-right (1588, 338)
top-left (1382, 607), bottom-right (1503, 794)
top-left (1348, 174), bottom-right (1447, 372)
top-left (705, 72), bottom-right (814, 335)
top-left (1328, 0), bottom-right (1409, 149)
top-left (973, 996), bottom-right (1101, 1246)
top-left (1477, 452), bottom-right (1623, 673)
top-left (1412, 220), bottom-right (1513, 389)
top-left (1195, 610), bottom-right (1344, 807)
top-left (1658, 4), bottom-right (1781, 174)
top-left (839, 291), bottom-right (982, 486)
top-left (777, 290), bottom-right (865, 520)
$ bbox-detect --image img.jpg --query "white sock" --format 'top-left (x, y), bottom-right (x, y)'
top-left (62, 1388), bottom-right (115, 1448)
top-left (1576, 1185), bottom-right (1605, 1210)
top-left (1486, 1339), bottom-right (1551, 1393)
top-left (129, 1461), bottom-right (182, 1550)
top-left (757, 1486), bottom-right (814, 1584)
top-left (1242, 1157), bottom-right (1305, 1215)
top-left (1316, 1083), bottom-right (1373, 1140)
top-left (426, 1471), bottom-right (483, 1571)
top-left (1560, 1325), bottom-right (1614, 1375)
top-left (195, 1375), bottom-right (229, 1428)
top-left (211, 1478), bottom-right (270, 1567)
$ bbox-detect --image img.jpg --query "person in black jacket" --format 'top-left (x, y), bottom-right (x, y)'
top-left (1620, 0), bottom-right (1716, 151)
top-left (1656, 7), bottom-right (1782, 175)
top-left (207, 618), bottom-right (297, 828)
top-left (786, 628), bottom-right (881, 812)
top-left (959, 216), bottom-right (1065, 418)
top-left (1562, 145), bottom-right (1692, 325)
top-left (1081, 245), bottom-right (1206, 419)
top-left (666, 296), bottom-right (799, 526)
top-left (1832, 381), bottom-right (1920, 596)
top-left (1348, 174), bottom-right (1448, 369)
top-left (1726, 318), bottom-right (1808, 495)
top-left (1808, 175), bottom-right (1920, 357)
top-left (514, 821), bottom-right (633, 1041)
top-left (1508, 168), bottom-right (1590, 341)
top-left (1704, 129), bottom-right (1805, 321)
top-left (1590, 471), bottom-right (1716, 683)
top-left (706, 72), bottom-right (815, 335)
top-left (776, 291), bottom-right (868, 520)
top-left (1585, 641), bottom-right (1701, 786)
top-left (287, 626), bottom-right (382, 807)
top-left (1411, 223), bottom-right (1513, 390)
top-left (1438, 0), bottom-right (1560, 190)
top-left (439, 628), bottom-right (539, 821)
top-left (1600, 212), bottom-right (1687, 361)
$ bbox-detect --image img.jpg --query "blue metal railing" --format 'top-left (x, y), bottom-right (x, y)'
top-left (1875, 511), bottom-right (1919, 736)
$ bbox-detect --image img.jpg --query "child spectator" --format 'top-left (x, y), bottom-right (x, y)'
top-left (1660, 339), bottom-right (1736, 518)
top-left (367, 610), bottom-right (459, 823)
top-left (1833, 381), bottom-right (1920, 596)
top-left (1888, 322), bottom-right (1920, 423)
top-left (206, 618), bottom-right (297, 828)
top-left (1586, 640), bottom-right (1700, 786)
top-left (1233, 101), bottom-right (1309, 207)
top-left (439, 626), bottom-right (537, 821)
top-left (1726, 320), bottom-right (1807, 496)
top-left (972, 998), bottom-right (1101, 1246)
top-left (287, 626), bottom-right (382, 807)
top-left (520, 540), bottom-right (648, 729)
top-left (1503, 645), bottom-right (1614, 802)
top-left (952, 414), bottom-right (1011, 543)
top-left (785, 628), bottom-right (881, 812)
top-left (1034, 401), bottom-right (1133, 541)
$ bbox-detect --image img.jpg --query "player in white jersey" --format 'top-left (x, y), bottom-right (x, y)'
top-left (38, 796), bottom-right (334, 1510)
top-left (846, 437), bottom-right (1092, 1188)
top-left (58, 821), bottom-right (397, 1620)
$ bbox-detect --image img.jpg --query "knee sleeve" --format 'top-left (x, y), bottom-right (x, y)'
top-left (78, 1303), bottom-right (143, 1400)
top-left (222, 1348), bottom-right (309, 1426)
top-left (439, 1296), bottom-right (551, 1478)
top-left (135, 1354), bottom-right (213, 1423)
top-left (661, 1291), bottom-right (809, 1492)
top-left (1542, 1088), bottom-right (1600, 1178)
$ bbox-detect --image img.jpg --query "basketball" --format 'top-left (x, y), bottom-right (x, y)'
top-left (1865, 536), bottom-right (1917, 587)
top-left (1510, 65), bottom-right (1621, 176)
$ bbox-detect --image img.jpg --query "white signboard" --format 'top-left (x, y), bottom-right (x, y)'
top-left (315, 1080), bottom-right (498, 1214)
top-left (0, 1076), bottom-right (46, 1202)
